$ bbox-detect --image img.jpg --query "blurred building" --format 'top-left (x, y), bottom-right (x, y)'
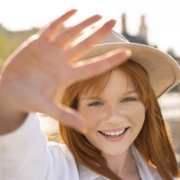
top-left (121, 14), bottom-right (148, 45)
top-left (175, 57), bottom-right (180, 65)
top-left (120, 14), bottom-right (180, 66)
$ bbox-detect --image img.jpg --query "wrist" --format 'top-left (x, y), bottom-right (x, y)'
top-left (0, 84), bottom-right (27, 135)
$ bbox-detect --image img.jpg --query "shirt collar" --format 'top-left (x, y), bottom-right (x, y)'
top-left (78, 162), bottom-right (103, 180)
top-left (131, 145), bottom-right (161, 180)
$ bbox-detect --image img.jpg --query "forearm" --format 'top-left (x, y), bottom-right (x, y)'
top-left (0, 103), bottom-right (27, 135)
top-left (0, 77), bottom-right (27, 135)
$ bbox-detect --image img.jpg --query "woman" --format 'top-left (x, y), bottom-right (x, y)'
top-left (59, 29), bottom-right (180, 180)
top-left (0, 10), bottom-right (180, 180)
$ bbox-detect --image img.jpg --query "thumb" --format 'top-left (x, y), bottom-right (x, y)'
top-left (39, 99), bottom-right (87, 134)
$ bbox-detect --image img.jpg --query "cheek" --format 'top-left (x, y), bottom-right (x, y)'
top-left (78, 107), bottom-right (104, 129)
top-left (129, 103), bottom-right (145, 127)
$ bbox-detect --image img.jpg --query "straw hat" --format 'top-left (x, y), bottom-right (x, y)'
top-left (76, 28), bottom-right (180, 97)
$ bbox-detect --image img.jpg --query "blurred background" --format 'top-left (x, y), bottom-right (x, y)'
top-left (0, 0), bottom-right (180, 166)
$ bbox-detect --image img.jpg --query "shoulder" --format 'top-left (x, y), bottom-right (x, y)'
top-left (48, 141), bottom-right (69, 152)
top-left (47, 141), bottom-right (74, 160)
top-left (47, 142), bottom-right (79, 178)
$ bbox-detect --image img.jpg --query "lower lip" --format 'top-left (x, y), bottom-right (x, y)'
top-left (99, 128), bottom-right (129, 142)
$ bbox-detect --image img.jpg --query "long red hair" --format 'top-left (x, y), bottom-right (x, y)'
top-left (60, 60), bottom-right (180, 180)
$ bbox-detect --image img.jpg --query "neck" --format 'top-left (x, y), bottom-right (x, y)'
top-left (102, 147), bottom-right (139, 178)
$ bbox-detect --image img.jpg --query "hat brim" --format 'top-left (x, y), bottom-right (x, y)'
top-left (80, 42), bottom-right (180, 97)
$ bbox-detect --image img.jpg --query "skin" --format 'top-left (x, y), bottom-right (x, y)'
top-left (0, 9), bottom-right (131, 135)
top-left (78, 69), bottom-right (145, 179)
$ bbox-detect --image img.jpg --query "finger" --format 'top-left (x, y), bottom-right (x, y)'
top-left (52, 15), bottom-right (102, 49)
top-left (67, 19), bottom-right (116, 62)
top-left (39, 99), bottom-right (87, 134)
top-left (39, 9), bottom-right (77, 41)
top-left (72, 49), bottom-right (131, 82)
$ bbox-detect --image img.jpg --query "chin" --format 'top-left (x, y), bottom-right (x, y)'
top-left (99, 144), bottom-right (131, 158)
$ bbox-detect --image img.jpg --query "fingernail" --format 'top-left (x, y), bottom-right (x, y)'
top-left (124, 49), bottom-right (132, 57)
top-left (114, 48), bottom-right (132, 57)
top-left (106, 19), bottom-right (117, 27)
top-left (71, 9), bottom-right (77, 12)
top-left (94, 15), bottom-right (102, 19)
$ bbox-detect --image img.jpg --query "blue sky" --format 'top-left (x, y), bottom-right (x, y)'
top-left (0, 0), bottom-right (179, 56)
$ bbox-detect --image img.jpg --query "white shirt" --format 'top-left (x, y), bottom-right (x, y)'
top-left (0, 113), bottom-right (179, 180)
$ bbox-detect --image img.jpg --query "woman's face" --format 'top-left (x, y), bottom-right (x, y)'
top-left (78, 69), bottom-right (145, 157)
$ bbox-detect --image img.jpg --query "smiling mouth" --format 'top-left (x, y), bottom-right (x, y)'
top-left (98, 127), bottom-right (130, 137)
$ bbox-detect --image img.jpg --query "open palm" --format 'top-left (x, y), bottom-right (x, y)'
top-left (0, 10), bottom-right (130, 133)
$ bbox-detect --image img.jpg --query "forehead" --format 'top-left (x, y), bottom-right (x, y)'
top-left (81, 68), bottom-right (135, 97)
top-left (106, 69), bottom-right (133, 87)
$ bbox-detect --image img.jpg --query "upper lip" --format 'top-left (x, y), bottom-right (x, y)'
top-left (99, 127), bottom-right (130, 132)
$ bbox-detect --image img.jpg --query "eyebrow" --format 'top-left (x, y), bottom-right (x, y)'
top-left (123, 89), bottom-right (137, 95)
top-left (80, 97), bottom-right (102, 101)
top-left (80, 90), bottom-right (137, 101)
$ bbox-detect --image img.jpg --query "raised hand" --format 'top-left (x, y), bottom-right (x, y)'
top-left (0, 9), bottom-right (131, 134)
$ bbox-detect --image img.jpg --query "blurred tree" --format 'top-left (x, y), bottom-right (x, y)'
top-left (167, 48), bottom-right (177, 59)
top-left (0, 35), bottom-right (20, 67)
top-left (150, 44), bottom-right (158, 49)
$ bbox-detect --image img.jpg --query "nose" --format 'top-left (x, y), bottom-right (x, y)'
top-left (105, 106), bottom-right (124, 124)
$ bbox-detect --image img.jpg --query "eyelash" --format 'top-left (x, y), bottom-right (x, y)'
top-left (122, 97), bottom-right (137, 102)
top-left (88, 102), bottom-right (102, 106)
top-left (88, 98), bottom-right (136, 106)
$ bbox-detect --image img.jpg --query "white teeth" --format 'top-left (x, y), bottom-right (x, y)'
top-left (101, 128), bottom-right (126, 136)
top-left (111, 132), bottom-right (115, 136)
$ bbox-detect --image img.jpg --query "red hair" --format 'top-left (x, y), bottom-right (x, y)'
top-left (60, 60), bottom-right (180, 180)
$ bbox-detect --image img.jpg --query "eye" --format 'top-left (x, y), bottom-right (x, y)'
top-left (122, 97), bottom-right (137, 102)
top-left (88, 101), bottom-right (102, 106)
